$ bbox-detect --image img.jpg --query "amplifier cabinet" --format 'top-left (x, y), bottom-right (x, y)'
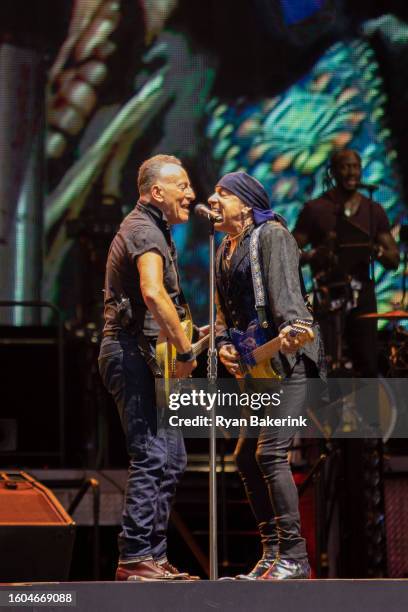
top-left (0, 471), bottom-right (75, 582)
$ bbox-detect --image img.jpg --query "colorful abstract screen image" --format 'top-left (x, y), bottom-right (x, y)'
top-left (1, 1), bottom-right (408, 328)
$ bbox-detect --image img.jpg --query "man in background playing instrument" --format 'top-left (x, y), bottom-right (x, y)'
top-left (209, 171), bottom-right (325, 580)
top-left (99, 154), bottom-right (198, 581)
top-left (293, 149), bottom-right (399, 376)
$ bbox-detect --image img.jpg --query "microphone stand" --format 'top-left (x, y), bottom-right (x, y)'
top-left (207, 218), bottom-right (218, 580)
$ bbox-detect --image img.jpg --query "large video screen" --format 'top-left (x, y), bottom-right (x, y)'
top-left (41, 0), bottom-right (408, 327)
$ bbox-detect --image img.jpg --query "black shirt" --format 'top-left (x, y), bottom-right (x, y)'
top-left (102, 202), bottom-right (185, 337)
top-left (295, 190), bottom-right (391, 281)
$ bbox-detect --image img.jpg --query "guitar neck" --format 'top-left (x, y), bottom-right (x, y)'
top-left (250, 336), bottom-right (281, 365)
top-left (248, 324), bottom-right (313, 365)
top-left (192, 335), bottom-right (209, 357)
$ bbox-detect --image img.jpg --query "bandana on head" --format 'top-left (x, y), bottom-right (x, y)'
top-left (217, 171), bottom-right (286, 226)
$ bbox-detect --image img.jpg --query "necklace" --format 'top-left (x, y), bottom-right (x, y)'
top-left (344, 194), bottom-right (361, 217)
top-left (224, 224), bottom-right (251, 264)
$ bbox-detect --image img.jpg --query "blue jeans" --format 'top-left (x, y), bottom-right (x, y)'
top-left (98, 333), bottom-right (187, 561)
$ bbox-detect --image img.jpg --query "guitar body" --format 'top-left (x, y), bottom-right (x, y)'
top-left (245, 361), bottom-right (279, 379)
top-left (230, 320), bottom-right (280, 380)
top-left (230, 319), bottom-right (314, 380)
top-left (156, 319), bottom-right (193, 379)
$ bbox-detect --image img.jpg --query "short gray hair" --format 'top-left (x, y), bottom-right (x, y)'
top-left (137, 154), bottom-right (182, 195)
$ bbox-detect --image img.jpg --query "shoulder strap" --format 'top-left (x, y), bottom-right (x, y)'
top-left (249, 225), bottom-right (270, 329)
top-left (168, 236), bottom-right (188, 308)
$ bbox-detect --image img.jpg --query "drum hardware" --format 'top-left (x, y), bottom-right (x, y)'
top-left (358, 310), bottom-right (408, 320)
top-left (313, 274), bottom-right (357, 373)
top-left (358, 311), bottom-right (408, 376)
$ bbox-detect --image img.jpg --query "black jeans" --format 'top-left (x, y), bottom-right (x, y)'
top-left (234, 357), bottom-right (311, 560)
top-left (98, 333), bottom-right (187, 562)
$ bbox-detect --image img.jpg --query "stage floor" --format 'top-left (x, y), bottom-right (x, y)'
top-left (1, 580), bottom-right (408, 612)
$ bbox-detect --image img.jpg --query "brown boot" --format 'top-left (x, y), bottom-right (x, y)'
top-left (116, 559), bottom-right (185, 581)
top-left (158, 560), bottom-right (201, 581)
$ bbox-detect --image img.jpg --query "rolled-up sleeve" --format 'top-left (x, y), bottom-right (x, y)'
top-left (259, 222), bottom-right (313, 329)
top-left (125, 224), bottom-right (169, 264)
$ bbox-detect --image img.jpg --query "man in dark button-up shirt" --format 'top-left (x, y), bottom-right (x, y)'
top-left (209, 171), bottom-right (324, 580)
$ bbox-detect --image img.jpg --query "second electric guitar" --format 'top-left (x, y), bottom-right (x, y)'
top-left (156, 319), bottom-right (209, 379)
top-left (230, 319), bottom-right (315, 379)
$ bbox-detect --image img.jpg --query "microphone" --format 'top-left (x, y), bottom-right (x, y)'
top-left (195, 203), bottom-right (223, 223)
top-left (358, 182), bottom-right (379, 192)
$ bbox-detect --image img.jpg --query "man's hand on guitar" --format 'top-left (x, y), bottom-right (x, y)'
top-left (219, 344), bottom-right (243, 377)
top-left (279, 324), bottom-right (314, 355)
top-left (279, 329), bottom-right (300, 354)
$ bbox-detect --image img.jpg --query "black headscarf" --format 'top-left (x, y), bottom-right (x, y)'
top-left (217, 171), bottom-right (286, 226)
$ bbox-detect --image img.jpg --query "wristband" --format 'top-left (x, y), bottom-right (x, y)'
top-left (176, 349), bottom-right (195, 362)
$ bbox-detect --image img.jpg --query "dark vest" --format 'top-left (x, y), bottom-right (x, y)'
top-left (215, 226), bottom-right (277, 337)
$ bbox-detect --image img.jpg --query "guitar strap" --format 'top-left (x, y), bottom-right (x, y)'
top-left (249, 222), bottom-right (313, 330)
top-left (249, 225), bottom-right (270, 329)
top-left (135, 331), bottom-right (164, 378)
top-left (168, 236), bottom-right (192, 323)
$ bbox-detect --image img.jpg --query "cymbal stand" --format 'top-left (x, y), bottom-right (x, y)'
top-left (314, 278), bottom-right (353, 373)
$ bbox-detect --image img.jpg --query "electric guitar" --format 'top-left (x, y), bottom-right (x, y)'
top-left (230, 319), bottom-right (315, 379)
top-left (156, 319), bottom-right (209, 379)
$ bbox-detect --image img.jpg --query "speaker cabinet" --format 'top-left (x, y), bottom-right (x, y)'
top-left (0, 327), bottom-right (62, 464)
top-left (0, 471), bottom-right (75, 582)
top-left (384, 458), bottom-right (408, 578)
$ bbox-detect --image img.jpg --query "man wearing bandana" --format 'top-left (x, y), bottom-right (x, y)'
top-left (208, 172), bottom-right (325, 580)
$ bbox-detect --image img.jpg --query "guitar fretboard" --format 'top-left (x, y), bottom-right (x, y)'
top-left (251, 337), bottom-right (281, 364)
top-left (193, 335), bottom-right (209, 357)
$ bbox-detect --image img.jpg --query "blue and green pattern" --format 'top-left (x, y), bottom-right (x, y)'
top-left (205, 40), bottom-right (406, 321)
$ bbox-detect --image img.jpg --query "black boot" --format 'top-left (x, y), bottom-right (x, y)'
top-left (260, 557), bottom-right (311, 580)
top-left (235, 520), bottom-right (279, 580)
top-left (235, 551), bottom-right (277, 580)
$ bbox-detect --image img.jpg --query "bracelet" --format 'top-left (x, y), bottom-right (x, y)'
top-left (176, 348), bottom-right (195, 362)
